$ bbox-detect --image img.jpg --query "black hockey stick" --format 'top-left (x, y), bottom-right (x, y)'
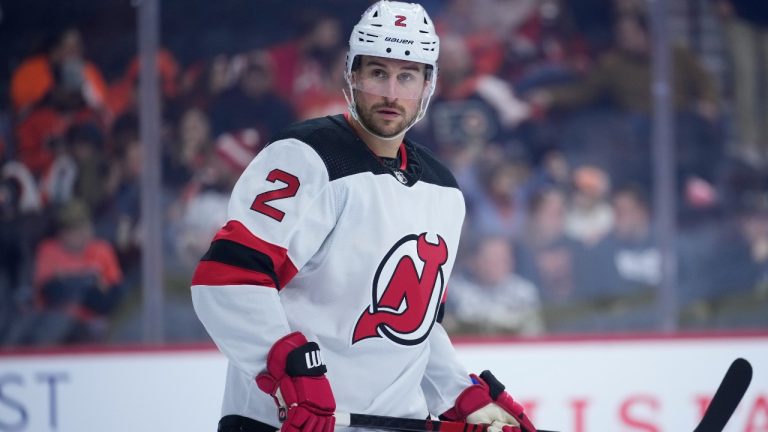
top-left (694, 357), bottom-right (753, 432)
top-left (335, 412), bottom-right (558, 432)
top-left (336, 358), bottom-right (752, 432)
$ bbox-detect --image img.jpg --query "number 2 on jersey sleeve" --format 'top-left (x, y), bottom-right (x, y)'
top-left (251, 169), bottom-right (300, 222)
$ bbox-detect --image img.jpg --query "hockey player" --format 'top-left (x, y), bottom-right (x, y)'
top-left (191, 2), bottom-right (538, 432)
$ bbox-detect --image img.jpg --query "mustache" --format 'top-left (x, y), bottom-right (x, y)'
top-left (372, 102), bottom-right (405, 114)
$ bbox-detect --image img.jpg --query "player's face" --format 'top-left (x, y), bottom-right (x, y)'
top-left (352, 56), bottom-right (429, 138)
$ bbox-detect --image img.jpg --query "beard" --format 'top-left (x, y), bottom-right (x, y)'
top-left (354, 92), bottom-right (420, 138)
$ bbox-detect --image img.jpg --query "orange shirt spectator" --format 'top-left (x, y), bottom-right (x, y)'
top-left (33, 200), bottom-right (123, 320)
top-left (14, 107), bottom-right (69, 177)
top-left (15, 106), bottom-right (103, 178)
top-left (10, 55), bottom-right (108, 115)
top-left (106, 48), bottom-right (180, 117)
top-left (34, 237), bottom-right (122, 292)
top-left (10, 28), bottom-right (109, 115)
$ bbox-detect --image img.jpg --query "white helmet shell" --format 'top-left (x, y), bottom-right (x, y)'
top-left (347, 1), bottom-right (439, 75)
top-left (344, 1), bottom-right (440, 139)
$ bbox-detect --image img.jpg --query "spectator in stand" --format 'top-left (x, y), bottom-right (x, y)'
top-left (444, 235), bottom-right (543, 336)
top-left (10, 200), bottom-right (124, 344)
top-left (461, 157), bottom-right (529, 240)
top-left (209, 51), bottom-right (294, 138)
top-left (714, 0), bottom-right (768, 167)
top-left (1, 161), bottom-right (43, 215)
top-left (163, 106), bottom-right (213, 191)
top-left (579, 184), bottom-right (659, 332)
top-left (98, 123), bottom-right (143, 275)
top-left (208, 55), bottom-right (240, 100)
top-left (267, 9), bottom-right (343, 108)
top-left (38, 131), bottom-right (77, 207)
top-left (413, 35), bottom-right (530, 157)
top-left (530, 13), bottom-right (720, 115)
top-left (436, 0), bottom-right (539, 75)
top-left (106, 48), bottom-right (180, 119)
top-left (683, 190), bottom-right (768, 328)
top-left (502, 0), bottom-right (591, 95)
top-left (516, 187), bottom-right (585, 321)
top-left (437, 0), bottom-right (537, 38)
top-left (521, 147), bottom-right (572, 198)
top-left (37, 123), bottom-right (113, 210)
top-left (14, 28), bottom-right (110, 179)
top-left (36, 122), bottom-right (111, 217)
top-left (10, 28), bottom-right (108, 116)
top-left (65, 123), bottom-right (111, 215)
top-left (0, 161), bottom-right (46, 342)
top-left (528, 14), bottom-right (722, 187)
top-left (565, 165), bottom-right (614, 246)
top-left (169, 128), bottom-right (262, 269)
top-left (14, 105), bottom-right (70, 179)
top-left (295, 48), bottom-right (348, 120)
top-left (0, 175), bottom-right (24, 339)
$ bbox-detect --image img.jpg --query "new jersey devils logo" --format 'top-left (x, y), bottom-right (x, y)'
top-left (352, 233), bottom-right (448, 346)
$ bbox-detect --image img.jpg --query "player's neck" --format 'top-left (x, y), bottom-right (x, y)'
top-left (349, 117), bottom-right (404, 158)
top-left (364, 136), bottom-right (403, 158)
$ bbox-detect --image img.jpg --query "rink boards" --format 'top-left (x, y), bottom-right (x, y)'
top-left (0, 333), bottom-right (766, 432)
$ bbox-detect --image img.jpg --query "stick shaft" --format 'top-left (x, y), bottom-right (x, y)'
top-left (694, 358), bottom-right (753, 432)
top-left (336, 412), bottom-right (557, 432)
top-left (338, 358), bottom-right (750, 432)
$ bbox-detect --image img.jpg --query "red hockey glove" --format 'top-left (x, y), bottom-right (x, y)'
top-left (442, 370), bottom-right (536, 432)
top-left (256, 332), bottom-right (336, 432)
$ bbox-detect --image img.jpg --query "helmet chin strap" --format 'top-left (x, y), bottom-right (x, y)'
top-left (343, 83), bottom-right (425, 142)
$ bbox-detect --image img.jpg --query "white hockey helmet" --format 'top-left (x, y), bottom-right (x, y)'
top-left (344, 1), bottom-right (440, 135)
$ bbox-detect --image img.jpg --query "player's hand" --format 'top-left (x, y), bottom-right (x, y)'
top-left (256, 332), bottom-right (335, 432)
top-left (442, 370), bottom-right (536, 432)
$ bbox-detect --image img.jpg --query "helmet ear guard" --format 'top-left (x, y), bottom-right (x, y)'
top-left (344, 1), bottom-right (440, 136)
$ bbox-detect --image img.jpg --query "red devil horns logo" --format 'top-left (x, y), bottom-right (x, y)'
top-left (352, 233), bottom-right (448, 346)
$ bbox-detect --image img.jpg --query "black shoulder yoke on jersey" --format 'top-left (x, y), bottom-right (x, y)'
top-left (269, 114), bottom-right (459, 189)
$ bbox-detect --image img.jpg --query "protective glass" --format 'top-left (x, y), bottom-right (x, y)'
top-left (351, 67), bottom-right (431, 100)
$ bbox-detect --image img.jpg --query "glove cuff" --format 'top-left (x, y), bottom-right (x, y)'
top-left (256, 332), bottom-right (308, 395)
top-left (442, 374), bottom-right (494, 420)
top-left (255, 331), bottom-right (329, 392)
top-left (267, 332), bottom-right (309, 373)
top-left (286, 341), bottom-right (327, 377)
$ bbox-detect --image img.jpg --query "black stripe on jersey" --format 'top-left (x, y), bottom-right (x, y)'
top-left (201, 239), bottom-right (279, 288)
top-left (269, 114), bottom-right (459, 189)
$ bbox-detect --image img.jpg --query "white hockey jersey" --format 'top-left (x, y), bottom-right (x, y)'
top-left (191, 114), bottom-right (471, 427)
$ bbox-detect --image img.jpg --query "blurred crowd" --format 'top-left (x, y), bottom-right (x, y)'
top-left (1, 0), bottom-right (767, 346)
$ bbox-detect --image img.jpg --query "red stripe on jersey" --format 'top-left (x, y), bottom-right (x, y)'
top-left (191, 260), bottom-right (278, 288)
top-left (398, 142), bottom-right (407, 170)
top-left (211, 220), bottom-right (298, 288)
